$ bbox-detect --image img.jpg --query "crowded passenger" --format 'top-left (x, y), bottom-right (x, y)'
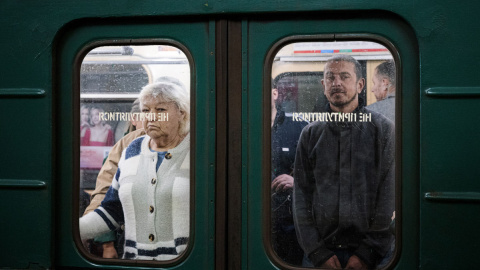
top-left (80, 81), bottom-right (190, 260)
top-left (271, 84), bottom-right (308, 265)
top-left (293, 55), bottom-right (395, 269)
top-left (83, 99), bottom-right (145, 258)
top-left (82, 77), bottom-right (188, 259)
top-left (366, 60), bottom-right (396, 122)
top-left (126, 99), bottom-right (143, 135)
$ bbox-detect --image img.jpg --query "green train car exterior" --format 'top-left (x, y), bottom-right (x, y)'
top-left (0, 0), bottom-right (479, 269)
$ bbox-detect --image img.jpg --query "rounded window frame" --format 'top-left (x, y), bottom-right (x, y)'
top-left (263, 34), bottom-right (402, 270)
top-left (72, 39), bottom-right (196, 268)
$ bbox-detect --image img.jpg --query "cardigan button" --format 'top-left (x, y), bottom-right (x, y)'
top-left (149, 234), bottom-right (155, 242)
top-left (149, 205), bottom-right (154, 213)
top-left (151, 178), bottom-right (156, 185)
top-left (165, 153), bottom-right (172, 160)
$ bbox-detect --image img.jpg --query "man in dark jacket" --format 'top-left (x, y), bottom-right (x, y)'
top-left (271, 86), bottom-right (308, 265)
top-left (293, 55), bottom-right (395, 270)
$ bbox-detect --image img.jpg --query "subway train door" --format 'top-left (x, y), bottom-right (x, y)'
top-left (52, 16), bottom-right (420, 270)
top-left (221, 15), bottom-right (420, 270)
top-left (55, 19), bottom-right (216, 269)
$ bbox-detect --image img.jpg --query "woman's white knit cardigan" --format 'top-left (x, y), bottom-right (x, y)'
top-left (80, 134), bottom-right (190, 260)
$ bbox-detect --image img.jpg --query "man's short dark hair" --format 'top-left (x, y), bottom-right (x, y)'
top-left (272, 77), bottom-right (278, 89)
top-left (325, 54), bottom-right (363, 82)
top-left (375, 60), bottom-right (396, 88)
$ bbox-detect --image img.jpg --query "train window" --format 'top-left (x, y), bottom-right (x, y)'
top-left (270, 41), bottom-right (396, 268)
top-left (78, 44), bottom-right (192, 263)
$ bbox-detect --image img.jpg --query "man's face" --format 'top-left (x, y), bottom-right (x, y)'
top-left (322, 60), bottom-right (364, 112)
top-left (271, 88), bottom-right (278, 110)
top-left (371, 69), bottom-right (387, 101)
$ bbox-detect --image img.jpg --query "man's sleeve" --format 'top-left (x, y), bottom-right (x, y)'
top-left (354, 121), bottom-right (395, 267)
top-left (83, 141), bottom-right (124, 215)
top-left (293, 127), bottom-right (334, 267)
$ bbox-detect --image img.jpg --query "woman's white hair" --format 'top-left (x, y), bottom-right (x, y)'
top-left (139, 82), bottom-right (190, 136)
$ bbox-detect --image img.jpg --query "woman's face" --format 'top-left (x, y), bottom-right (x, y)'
top-left (81, 108), bottom-right (89, 124)
top-left (141, 97), bottom-right (184, 140)
top-left (90, 108), bottom-right (101, 126)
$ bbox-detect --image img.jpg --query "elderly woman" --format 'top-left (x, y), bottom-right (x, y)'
top-left (80, 82), bottom-right (190, 260)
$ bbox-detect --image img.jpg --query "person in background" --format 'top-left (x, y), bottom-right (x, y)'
top-left (81, 105), bottom-right (90, 129)
top-left (293, 55), bottom-right (395, 269)
top-left (81, 105), bottom-right (114, 146)
top-left (126, 99), bottom-right (143, 135)
top-left (81, 81), bottom-right (190, 260)
top-left (82, 77), bottom-right (187, 258)
top-left (366, 60), bottom-right (396, 268)
top-left (366, 60), bottom-right (396, 122)
top-left (79, 105), bottom-right (93, 219)
top-left (83, 99), bottom-right (145, 258)
top-left (271, 83), bottom-right (308, 265)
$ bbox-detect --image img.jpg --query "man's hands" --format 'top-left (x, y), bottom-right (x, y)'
top-left (102, 241), bottom-right (118, 258)
top-left (321, 255), bottom-right (342, 269)
top-left (271, 174), bottom-right (294, 192)
top-left (319, 255), bottom-right (368, 269)
top-left (345, 255), bottom-right (368, 270)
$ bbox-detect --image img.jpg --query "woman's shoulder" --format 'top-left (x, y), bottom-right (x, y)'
top-left (103, 123), bottom-right (112, 130)
top-left (170, 133), bottom-right (190, 153)
top-left (124, 135), bottom-right (148, 160)
top-left (121, 129), bottom-right (146, 145)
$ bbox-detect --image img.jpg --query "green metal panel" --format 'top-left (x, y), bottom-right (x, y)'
top-left (244, 14), bottom-right (419, 269)
top-left (54, 19), bottom-right (215, 269)
top-left (0, 4), bottom-right (54, 267)
top-left (421, 90), bottom-right (480, 268)
top-left (418, 5), bottom-right (480, 267)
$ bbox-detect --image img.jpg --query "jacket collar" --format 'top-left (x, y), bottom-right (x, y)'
top-left (273, 110), bottom-right (286, 129)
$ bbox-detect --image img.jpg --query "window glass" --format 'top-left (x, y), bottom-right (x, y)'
top-left (270, 41), bottom-right (395, 268)
top-left (79, 45), bottom-right (191, 262)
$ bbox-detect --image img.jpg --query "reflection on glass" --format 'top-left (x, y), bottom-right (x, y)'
top-left (78, 45), bottom-right (191, 261)
top-left (81, 105), bottom-right (114, 146)
top-left (271, 41), bottom-right (395, 268)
